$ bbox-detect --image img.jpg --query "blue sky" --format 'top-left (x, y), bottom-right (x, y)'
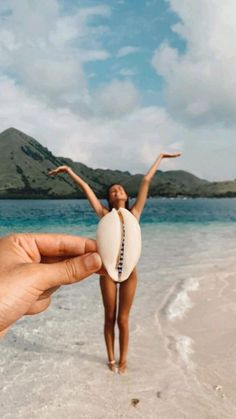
top-left (64, 0), bottom-right (184, 105)
top-left (0, 0), bottom-right (235, 181)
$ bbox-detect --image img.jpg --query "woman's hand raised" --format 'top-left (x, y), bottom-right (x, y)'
top-left (160, 152), bottom-right (181, 159)
top-left (48, 165), bottom-right (70, 176)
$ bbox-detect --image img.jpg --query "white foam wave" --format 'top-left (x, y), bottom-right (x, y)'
top-left (176, 335), bottom-right (194, 367)
top-left (165, 277), bottom-right (199, 321)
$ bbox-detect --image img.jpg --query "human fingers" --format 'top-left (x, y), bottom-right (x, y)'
top-left (32, 234), bottom-right (97, 259)
top-left (37, 286), bottom-right (60, 300)
top-left (38, 256), bottom-right (107, 279)
top-left (34, 252), bottom-right (102, 288)
top-left (24, 287), bottom-right (60, 316)
top-left (48, 168), bottom-right (60, 175)
top-left (25, 297), bottom-right (51, 315)
top-left (40, 257), bottom-right (107, 280)
top-left (0, 234), bottom-right (97, 264)
top-left (162, 152), bottom-right (181, 158)
top-left (25, 264), bottom-right (105, 315)
top-left (49, 166), bottom-right (68, 174)
top-left (171, 152), bottom-right (181, 157)
top-left (170, 152), bottom-right (181, 157)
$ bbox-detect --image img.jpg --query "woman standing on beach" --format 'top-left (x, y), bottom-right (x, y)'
top-left (48, 152), bottom-right (181, 373)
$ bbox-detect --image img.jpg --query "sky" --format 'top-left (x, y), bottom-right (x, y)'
top-left (0, 0), bottom-right (235, 181)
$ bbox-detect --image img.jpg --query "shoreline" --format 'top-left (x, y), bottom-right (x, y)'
top-left (1, 196), bottom-right (236, 200)
top-left (156, 254), bottom-right (236, 418)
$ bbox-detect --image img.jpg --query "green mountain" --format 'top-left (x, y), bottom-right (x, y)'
top-left (0, 127), bottom-right (236, 198)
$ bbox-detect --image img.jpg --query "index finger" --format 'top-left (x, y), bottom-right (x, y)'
top-left (33, 234), bottom-right (97, 257)
top-left (2, 233), bottom-right (97, 263)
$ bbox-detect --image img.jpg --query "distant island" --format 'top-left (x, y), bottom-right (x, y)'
top-left (0, 127), bottom-right (236, 199)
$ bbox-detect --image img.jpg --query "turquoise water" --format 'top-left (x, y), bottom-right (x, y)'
top-left (0, 198), bottom-right (236, 236)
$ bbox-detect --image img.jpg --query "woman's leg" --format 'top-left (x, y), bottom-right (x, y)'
top-left (99, 275), bottom-right (117, 366)
top-left (117, 269), bottom-right (137, 373)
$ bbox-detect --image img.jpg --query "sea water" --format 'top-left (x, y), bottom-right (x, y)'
top-left (1, 197), bottom-right (236, 234)
top-left (1, 198), bottom-right (236, 418)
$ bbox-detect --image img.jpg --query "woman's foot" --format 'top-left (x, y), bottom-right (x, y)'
top-left (118, 361), bottom-right (126, 374)
top-left (107, 360), bottom-right (117, 373)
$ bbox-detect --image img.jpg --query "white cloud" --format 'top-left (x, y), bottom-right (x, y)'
top-left (1, 75), bottom-right (236, 180)
top-left (78, 5), bottom-right (110, 20)
top-left (0, 76), bottom-right (183, 173)
top-left (117, 46), bottom-right (140, 58)
top-left (152, 0), bottom-right (236, 127)
top-left (119, 68), bottom-right (136, 77)
top-left (93, 79), bottom-right (140, 118)
top-left (79, 50), bottom-right (110, 62)
top-left (1, 0), bottom-right (236, 181)
top-left (0, 0), bottom-right (110, 110)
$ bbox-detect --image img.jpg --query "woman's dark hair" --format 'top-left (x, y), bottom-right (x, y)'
top-left (106, 183), bottom-right (130, 211)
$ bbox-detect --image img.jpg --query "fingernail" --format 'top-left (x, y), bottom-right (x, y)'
top-left (84, 252), bottom-right (101, 271)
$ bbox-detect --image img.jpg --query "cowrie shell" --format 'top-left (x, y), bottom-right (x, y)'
top-left (96, 208), bottom-right (142, 282)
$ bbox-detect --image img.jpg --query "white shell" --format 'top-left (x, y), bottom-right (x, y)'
top-left (96, 208), bottom-right (142, 282)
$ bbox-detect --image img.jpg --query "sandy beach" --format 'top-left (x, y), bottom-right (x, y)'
top-left (166, 259), bottom-right (236, 418)
top-left (1, 223), bottom-right (236, 418)
top-left (157, 247), bottom-right (236, 418)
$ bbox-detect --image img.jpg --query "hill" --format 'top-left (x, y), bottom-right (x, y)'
top-left (0, 127), bottom-right (235, 198)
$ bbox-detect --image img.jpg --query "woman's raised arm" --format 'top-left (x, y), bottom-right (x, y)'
top-left (131, 152), bottom-right (181, 220)
top-left (48, 166), bottom-right (108, 218)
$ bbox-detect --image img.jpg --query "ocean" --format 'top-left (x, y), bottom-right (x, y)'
top-left (1, 198), bottom-right (236, 418)
top-left (1, 197), bottom-right (236, 235)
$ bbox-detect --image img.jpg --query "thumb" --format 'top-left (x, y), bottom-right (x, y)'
top-left (37, 252), bottom-right (102, 288)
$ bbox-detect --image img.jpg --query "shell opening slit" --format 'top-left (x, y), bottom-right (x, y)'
top-left (116, 210), bottom-right (125, 281)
